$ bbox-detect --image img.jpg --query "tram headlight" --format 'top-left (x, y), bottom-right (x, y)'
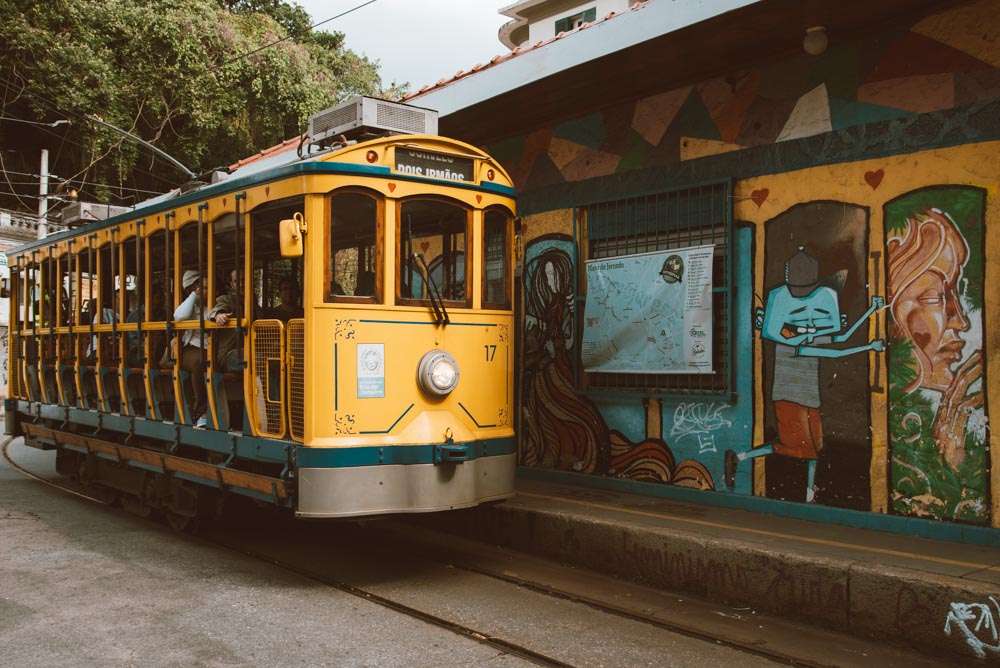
top-left (417, 350), bottom-right (459, 397)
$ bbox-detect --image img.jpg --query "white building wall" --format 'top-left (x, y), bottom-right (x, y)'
top-left (527, 0), bottom-right (632, 43)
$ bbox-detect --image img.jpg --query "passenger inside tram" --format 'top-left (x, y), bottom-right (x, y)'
top-left (126, 282), bottom-right (166, 367)
top-left (174, 270), bottom-right (212, 428)
top-left (212, 268), bottom-right (248, 373)
top-left (265, 277), bottom-right (303, 321)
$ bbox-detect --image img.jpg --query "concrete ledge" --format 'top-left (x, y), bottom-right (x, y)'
top-left (411, 494), bottom-right (1000, 662)
top-left (849, 563), bottom-right (1000, 659)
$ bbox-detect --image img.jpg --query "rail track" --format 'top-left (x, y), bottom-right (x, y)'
top-left (6, 435), bottom-right (936, 668)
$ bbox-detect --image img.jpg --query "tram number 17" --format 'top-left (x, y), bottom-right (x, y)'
top-left (484, 345), bottom-right (497, 361)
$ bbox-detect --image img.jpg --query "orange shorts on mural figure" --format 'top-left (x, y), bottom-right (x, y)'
top-left (772, 400), bottom-right (823, 460)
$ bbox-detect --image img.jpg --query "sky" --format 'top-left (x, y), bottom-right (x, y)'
top-left (294, 0), bottom-right (512, 91)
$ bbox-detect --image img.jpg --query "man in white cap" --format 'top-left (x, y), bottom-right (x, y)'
top-left (173, 269), bottom-right (233, 428)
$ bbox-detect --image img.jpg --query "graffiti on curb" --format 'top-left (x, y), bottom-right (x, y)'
top-left (945, 597), bottom-right (1000, 659)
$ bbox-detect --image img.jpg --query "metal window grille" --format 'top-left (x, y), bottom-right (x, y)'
top-left (250, 321), bottom-right (286, 439)
top-left (287, 319), bottom-right (305, 442)
top-left (579, 180), bottom-right (733, 397)
top-left (11, 332), bottom-right (24, 399)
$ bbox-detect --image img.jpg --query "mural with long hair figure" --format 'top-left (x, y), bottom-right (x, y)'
top-left (885, 189), bottom-right (989, 523)
top-left (519, 234), bottom-right (715, 488)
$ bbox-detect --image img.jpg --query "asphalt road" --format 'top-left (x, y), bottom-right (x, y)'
top-left (1, 438), bottom-right (786, 668)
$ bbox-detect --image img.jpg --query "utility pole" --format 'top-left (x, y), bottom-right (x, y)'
top-left (37, 148), bottom-right (48, 238)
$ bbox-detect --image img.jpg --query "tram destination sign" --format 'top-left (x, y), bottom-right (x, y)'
top-left (395, 148), bottom-right (474, 182)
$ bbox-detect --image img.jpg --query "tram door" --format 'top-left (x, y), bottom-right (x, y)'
top-left (247, 197), bottom-right (306, 440)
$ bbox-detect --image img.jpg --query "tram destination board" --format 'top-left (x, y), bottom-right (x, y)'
top-left (395, 148), bottom-right (473, 182)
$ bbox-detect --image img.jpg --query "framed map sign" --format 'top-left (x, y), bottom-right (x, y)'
top-left (581, 245), bottom-right (715, 374)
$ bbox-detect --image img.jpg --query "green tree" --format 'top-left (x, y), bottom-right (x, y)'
top-left (0, 0), bottom-right (389, 213)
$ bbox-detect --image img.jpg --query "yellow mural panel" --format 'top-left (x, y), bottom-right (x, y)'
top-left (680, 137), bottom-right (746, 161)
top-left (913, 0), bottom-right (1000, 67)
top-left (736, 140), bottom-right (1000, 524)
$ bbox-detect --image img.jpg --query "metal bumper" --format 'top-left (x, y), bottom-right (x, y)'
top-left (295, 453), bottom-right (516, 518)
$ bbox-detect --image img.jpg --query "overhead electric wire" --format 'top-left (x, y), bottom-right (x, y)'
top-left (0, 74), bottom-right (181, 191)
top-left (0, 115), bottom-right (69, 127)
top-left (1, 155), bottom-right (170, 204)
top-left (0, 0), bottom-right (380, 205)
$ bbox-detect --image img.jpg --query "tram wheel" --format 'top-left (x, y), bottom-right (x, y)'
top-left (162, 478), bottom-right (201, 532)
top-left (122, 476), bottom-right (157, 519)
top-left (91, 484), bottom-right (121, 506)
top-left (77, 457), bottom-right (120, 506)
top-left (163, 508), bottom-right (199, 533)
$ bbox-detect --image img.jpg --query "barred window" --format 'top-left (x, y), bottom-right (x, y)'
top-left (579, 180), bottom-right (733, 396)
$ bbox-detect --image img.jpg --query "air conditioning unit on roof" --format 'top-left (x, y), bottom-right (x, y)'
top-left (61, 202), bottom-right (132, 228)
top-left (308, 96), bottom-right (438, 145)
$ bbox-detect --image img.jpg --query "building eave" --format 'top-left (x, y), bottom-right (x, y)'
top-left (408, 0), bottom-right (958, 146)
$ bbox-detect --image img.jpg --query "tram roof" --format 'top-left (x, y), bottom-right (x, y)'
top-left (8, 134), bottom-right (512, 257)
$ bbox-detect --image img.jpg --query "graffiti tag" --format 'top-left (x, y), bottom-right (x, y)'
top-left (944, 597), bottom-right (1000, 658)
top-left (670, 402), bottom-right (733, 443)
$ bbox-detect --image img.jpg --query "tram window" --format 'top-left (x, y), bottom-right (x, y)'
top-left (398, 199), bottom-right (468, 304)
top-left (328, 190), bottom-right (379, 301)
top-left (77, 250), bottom-right (96, 325)
top-left (96, 245), bottom-right (117, 324)
top-left (57, 254), bottom-right (72, 327)
top-left (121, 232), bottom-right (140, 319)
top-left (26, 263), bottom-right (39, 327)
top-left (483, 209), bottom-right (511, 309)
top-left (119, 233), bottom-right (141, 364)
top-left (147, 229), bottom-right (172, 313)
top-left (250, 196), bottom-right (306, 316)
top-left (39, 257), bottom-right (55, 327)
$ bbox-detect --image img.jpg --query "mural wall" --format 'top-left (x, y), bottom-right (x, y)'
top-left (519, 231), bottom-right (721, 489)
top-left (885, 189), bottom-right (988, 522)
top-left (500, 0), bottom-right (1000, 527)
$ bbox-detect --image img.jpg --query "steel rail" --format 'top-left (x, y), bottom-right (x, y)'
top-left (3, 438), bottom-right (572, 668)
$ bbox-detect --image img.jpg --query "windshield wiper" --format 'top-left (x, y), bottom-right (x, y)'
top-left (410, 253), bottom-right (449, 326)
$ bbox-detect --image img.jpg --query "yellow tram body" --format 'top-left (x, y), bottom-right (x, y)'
top-left (6, 107), bottom-right (518, 522)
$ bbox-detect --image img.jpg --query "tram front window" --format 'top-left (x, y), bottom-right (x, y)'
top-left (398, 199), bottom-right (468, 303)
top-left (329, 190), bottom-right (379, 300)
top-left (483, 209), bottom-right (511, 309)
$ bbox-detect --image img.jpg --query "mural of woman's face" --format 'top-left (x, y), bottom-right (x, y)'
top-left (889, 211), bottom-right (970, 392)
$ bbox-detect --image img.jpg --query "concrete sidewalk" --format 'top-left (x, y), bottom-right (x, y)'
top-left (411, 475), bottom-right (1000, 663)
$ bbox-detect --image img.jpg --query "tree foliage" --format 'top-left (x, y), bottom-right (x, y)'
top-left (0, 0), bottom-right (388, 214)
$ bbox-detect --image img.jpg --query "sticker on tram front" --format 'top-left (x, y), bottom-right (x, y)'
top-left (357, 343), bottom-right (385, 398)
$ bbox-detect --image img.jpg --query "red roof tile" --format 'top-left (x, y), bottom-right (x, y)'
top-left (228, 3), bottom-right (650, 170)
top-left (402, 1), bottom-right (650, 102)
top-left (229, 134), bottom-right (305, 171)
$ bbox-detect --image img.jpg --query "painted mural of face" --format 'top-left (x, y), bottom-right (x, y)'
top-left (888, 209), bottom-right (971, 392)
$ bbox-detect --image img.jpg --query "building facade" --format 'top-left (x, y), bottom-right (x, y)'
top-left (499, 0), bottom-right (641, 49)
top-left (0, 209), bottom-right (44, 396)
top-left (412, 0), bottom-right (1000, 535)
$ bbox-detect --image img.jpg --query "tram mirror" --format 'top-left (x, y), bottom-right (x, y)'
top-left (279, 214), bottom-right (304, 258)
top-left (0, 277), bottom-right (7, 298)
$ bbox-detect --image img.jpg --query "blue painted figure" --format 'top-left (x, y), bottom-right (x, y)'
top-left (725, 246), bottom-right (883, 502)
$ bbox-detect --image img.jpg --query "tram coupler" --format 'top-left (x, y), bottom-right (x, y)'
top-left (434, 443), bottom-right (469, 464)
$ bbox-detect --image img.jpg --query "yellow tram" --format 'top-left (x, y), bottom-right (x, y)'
top-left (6, 97), bottom-right (517, 527)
